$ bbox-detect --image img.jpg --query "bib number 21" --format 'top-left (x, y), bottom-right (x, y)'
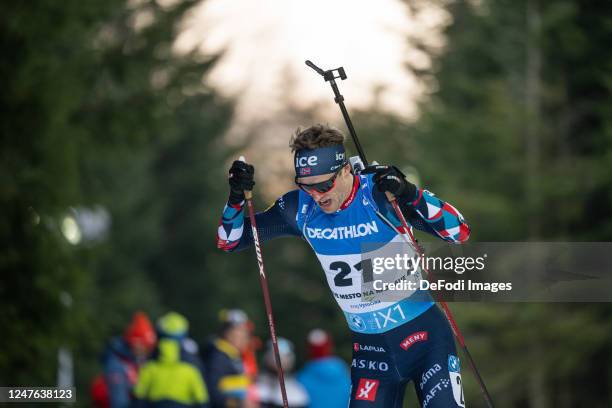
top-left (329, 259), bottom-right (373, 287)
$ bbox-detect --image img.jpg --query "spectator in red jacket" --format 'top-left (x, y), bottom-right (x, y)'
top-left (92, 312), bottom-right (157, 408)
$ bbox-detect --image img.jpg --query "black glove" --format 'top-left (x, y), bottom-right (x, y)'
top-left (228, 160), bottom-right (255, 204)
top-left (362, 164), bottom-right (417, 199)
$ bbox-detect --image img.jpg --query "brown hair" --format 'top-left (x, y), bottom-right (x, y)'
top-left (289, 124), bottom-right (345, 152)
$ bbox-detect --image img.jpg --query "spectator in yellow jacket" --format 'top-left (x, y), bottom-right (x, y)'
top-left (134, 337), bottom-right (208, 408)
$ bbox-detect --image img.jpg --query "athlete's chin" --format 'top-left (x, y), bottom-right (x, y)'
top-left (318, 200), bottom-right (339, 213)
top-left (320, 207), bottom-right (337, 214)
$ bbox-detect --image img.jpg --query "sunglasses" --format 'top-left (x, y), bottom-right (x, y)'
top-left (295, 165), bottom-right (345, 194)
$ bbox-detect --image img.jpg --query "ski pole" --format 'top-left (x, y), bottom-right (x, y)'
top-left (386, 191), bottom-right (495, 408)
top-left (239, 156), bottom-right (289, 408)
top-left (305, 60), bottom-right (368, 164)
top-left (305, 61), bottom-right (495, 408)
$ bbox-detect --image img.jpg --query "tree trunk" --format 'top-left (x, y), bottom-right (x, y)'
top-left (525, 2), bottom-right (549, 407)
top-left (525, 0), bottom-right (542, 240)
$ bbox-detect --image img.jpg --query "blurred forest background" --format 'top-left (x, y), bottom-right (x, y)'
top-left (1, 0), bottom-right (611, 406)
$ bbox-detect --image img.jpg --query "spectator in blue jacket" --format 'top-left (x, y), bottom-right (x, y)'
top-left (297, 329), bottom-right (350, 408)
top-left (100, 312), bottom-right (157, 408)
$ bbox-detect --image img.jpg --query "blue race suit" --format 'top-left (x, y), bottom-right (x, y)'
top-left (217, 173), bottom-right (470, 407)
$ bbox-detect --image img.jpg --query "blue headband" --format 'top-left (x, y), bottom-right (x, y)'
top-left (294, 145), bottom-right (346, 177)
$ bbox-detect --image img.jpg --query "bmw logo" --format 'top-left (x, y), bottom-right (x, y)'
top-left (349, 315), bottom-right (366, 331)
top-left (448, 355), bottom-right (460, 373)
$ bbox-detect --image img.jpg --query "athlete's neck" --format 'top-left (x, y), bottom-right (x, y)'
top-left (339, 175), bottom-right (359, 210)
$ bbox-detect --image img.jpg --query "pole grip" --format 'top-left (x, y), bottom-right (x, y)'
top-left (237, 156), bottom-right (252, 200)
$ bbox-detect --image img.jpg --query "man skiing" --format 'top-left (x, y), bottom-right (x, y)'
top-left (217, 124), bottom-right (470, 407)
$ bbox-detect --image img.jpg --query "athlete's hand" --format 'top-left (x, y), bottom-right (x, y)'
top-left (362, 164), bottom-right (417, 199)
top-left (228, 160), bottom-right (255, 204)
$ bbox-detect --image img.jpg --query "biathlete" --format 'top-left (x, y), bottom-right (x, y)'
top-left (217, 124), bottom-right (470, 407)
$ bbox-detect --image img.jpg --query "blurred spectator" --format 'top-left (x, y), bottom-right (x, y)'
top-left (156, 311), bottom-right (204, 373)
top-left (133, 337), bottom-right (209, 408)
top-left (256, 337), bottom-right (309, 408)
top-left (92, 312), bottom-right (157, 408)
top-left (241, 319), bottom-right (262, 404)
top-left (296, 329), bottom-right (350, 408)
top-left (202, 309), bottom-right (252, 408)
